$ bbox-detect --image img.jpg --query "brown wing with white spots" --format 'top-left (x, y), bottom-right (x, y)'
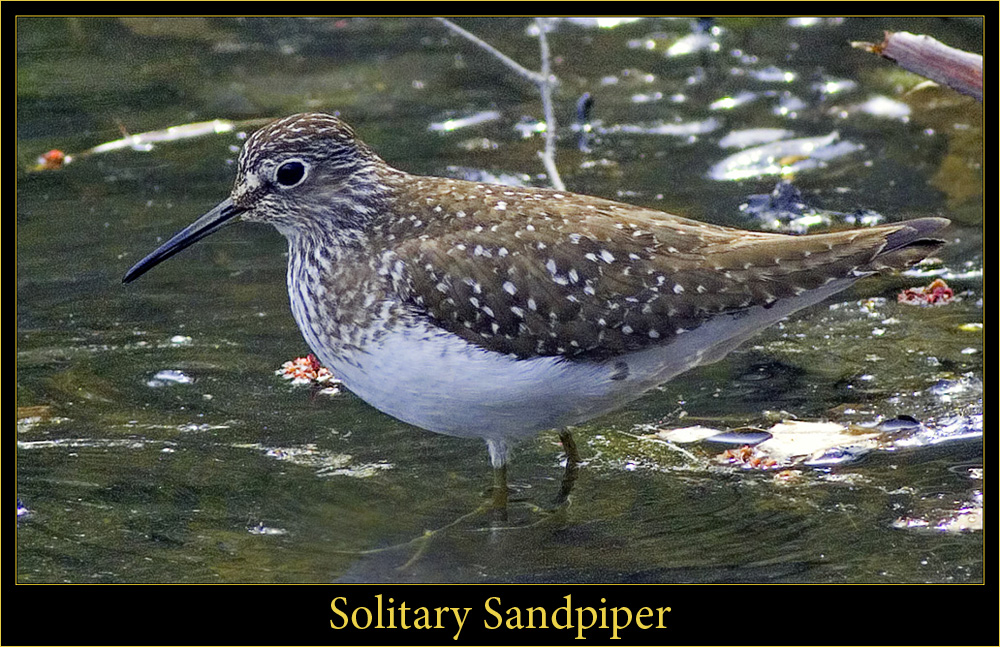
top-left (385, 180), bottom-right (937, 359)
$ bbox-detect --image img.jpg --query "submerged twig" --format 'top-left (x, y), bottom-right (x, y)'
top-left (434, 17), bottom-right (566, 190)
top-left (534, 18), bottom-right (565, 190)
top-left (30, 117), bottom-right (272, 171)
top-left (852, 31), bottom-right (983, 101)
top-left (433, 17), bottom-right (546, 85)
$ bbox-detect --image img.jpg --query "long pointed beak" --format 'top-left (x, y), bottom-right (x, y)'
top-left (123, 198), bottom-right (245, 283)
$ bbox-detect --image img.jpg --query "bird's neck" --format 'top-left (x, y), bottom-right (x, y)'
top-left (284, 222), bottom-right (404, 366)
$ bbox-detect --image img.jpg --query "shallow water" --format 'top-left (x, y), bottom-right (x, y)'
top-left (17, 17), bottom-right (982, 583)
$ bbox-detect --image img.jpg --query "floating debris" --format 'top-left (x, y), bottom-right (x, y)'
top-left (87, 119), bottom-right (237, 154)
top-left (428, 110), bottom-right (501, 133)
top-left (812, 77), bottom-right (858, 96)
top-left (528, 17), bottom-right (645, 34)
top-left (276, 354), bottom-right (342, 393)
top-left (560, 17), bottom-right (645, 30)
top-left (739, 180), bottom-right (884, 233)
top-left (35, 149), bottom-right (71, 170)
top-left (666, 30), bottom-right (720, 57)
top-left (852, 30), bottom-right (983, 102)
top-left (897, 278), bottom-right (955, 306)
top-left (702, 430), bottom-right (774, 446)
top-left (710, 420), bottom-right (881, 469)
top-left (18, 437), bottom-right (178, 451)
top-left (146, 369), bottom-right (194, 387)
top-left (236, 441), bottom-right (392, 479)
top-left (17, 406), bottom-right (69, 433)
top-left (709, 90), bottom-right (758, 111)
top-left (749, 66), bottom-right (797, 83)
top-left (929, 377), bottom-right (974, 399)
top-left (176, 422), bottom-right (230, 433)
top-left (248, 522), bottom-right (288, 536)
top-left (647, 425), bottom-right (722, 444)
top-left (647, 413), bottom-right (980, 473)
top-left (718, 445), bottom-right (779, 470)
top-left (605, 117), bottom-right (720, 137)
top-left (708, 131), bottom-right (863, 181)
top-left (739, 181), bottom-right (822, 231)
top-left (787, 17), bottom-right (845, 28)
top-left (656, 420), bottom-right (880, 469)
top-left (31, 117), bottom-right (269, 171)
top-left (879, 415), bottom-right (923, 432)
top-left (773, 469), bottom-right (804, 483)
top-left (455, 137), bottom-right (500, 151)
top-left (514, 118), bottom-right (548, 138)
top-left (850, 95), bottom-right (912, 120)
top-left (803, 445), bottom-right (872, 467)
top-left (755, 420), bottom-right (880, 465)
top-left (892, 414), bottom-right (982, 449)
top-left (893, 489), bottom-right (982, 533)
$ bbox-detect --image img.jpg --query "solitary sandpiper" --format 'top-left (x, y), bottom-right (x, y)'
top-left (124, 112), bottom-right (948, 502)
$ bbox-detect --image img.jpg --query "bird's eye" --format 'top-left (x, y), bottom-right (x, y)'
top-left (275, 159), bottom-right (308, 187)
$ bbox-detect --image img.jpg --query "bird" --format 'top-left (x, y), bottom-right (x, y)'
top-left (123, 112), bottom-right (948, 507)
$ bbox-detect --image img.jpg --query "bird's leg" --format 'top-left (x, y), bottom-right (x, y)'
top-left (559, 427), bottom-right (583, 465)
top-left (486, 439), bottom-right (510, 521)
top-left (555, 428), bottom-right (582, 505)
top-left (491, 463), bottom-right (509, 521)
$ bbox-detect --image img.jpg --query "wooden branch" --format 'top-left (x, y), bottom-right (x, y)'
top-left (434, 17), bottom-right (565, 190)
top-left (852, 31), bottom-right (982, 101)
top-left (535, 18), bottom-right (565, 191)
top-left (433, 17), bottom-right (546, 86)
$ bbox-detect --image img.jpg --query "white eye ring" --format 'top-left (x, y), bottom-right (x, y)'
top-left (274, 158), bottom-right (309, 188)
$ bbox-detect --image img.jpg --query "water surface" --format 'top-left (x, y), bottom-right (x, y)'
top-left (17, 17), bottom-right (982, 583)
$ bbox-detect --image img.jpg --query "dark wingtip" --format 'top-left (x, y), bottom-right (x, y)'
top-left (883, 217), bottom-right (950, 252)
top-left (874, 217), bottom-right (950, 271)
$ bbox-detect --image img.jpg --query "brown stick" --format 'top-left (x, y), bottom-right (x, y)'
top-left (433, 17), bottom-right (566, 190)
top-left (852, 31), bottom-right (982, 101)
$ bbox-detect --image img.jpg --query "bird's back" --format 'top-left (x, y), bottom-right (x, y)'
top-left (377, 172), bottom-right (948, 361)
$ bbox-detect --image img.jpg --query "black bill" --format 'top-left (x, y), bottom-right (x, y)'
top-left (122, 198), bottom-right (245, 283)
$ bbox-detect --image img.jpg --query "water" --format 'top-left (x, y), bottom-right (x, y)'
top-left (17, 17), bottom-right (982, 583)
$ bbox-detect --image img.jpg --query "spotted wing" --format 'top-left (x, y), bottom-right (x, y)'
top-left (390, 185), bottom-right (935, 359)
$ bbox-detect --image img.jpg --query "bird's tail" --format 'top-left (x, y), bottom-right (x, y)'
top-left (868, 217), bottom-right (950, 272)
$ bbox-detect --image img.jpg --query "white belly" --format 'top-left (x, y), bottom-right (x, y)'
top-left (300, 278), bottom-right (855, 445)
